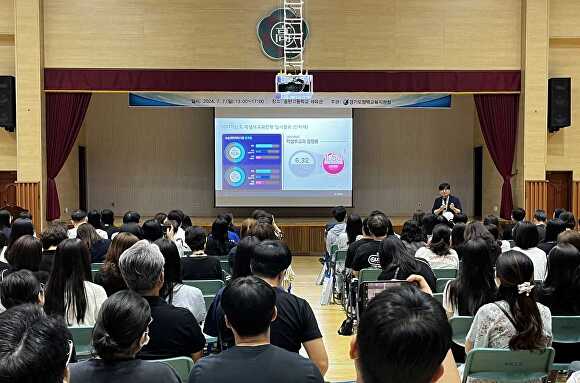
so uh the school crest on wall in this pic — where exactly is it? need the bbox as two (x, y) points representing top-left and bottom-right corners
(257, 8), (309, 61)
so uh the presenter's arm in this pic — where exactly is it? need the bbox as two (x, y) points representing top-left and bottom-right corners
(449, 197), (462, 214)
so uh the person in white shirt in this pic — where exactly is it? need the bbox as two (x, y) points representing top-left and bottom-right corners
(512, 221), (547, 281)
(415, 224), (459, 269)
(326, 206), (347, 254)
(68, 209), (88, 239)
(44, 238), (107, 326)
(166, 210), (191, 254)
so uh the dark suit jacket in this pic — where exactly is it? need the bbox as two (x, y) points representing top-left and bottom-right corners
(432, 195), (462, 215)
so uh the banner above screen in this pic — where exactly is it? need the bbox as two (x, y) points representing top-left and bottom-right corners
(129, 92), (451, 109)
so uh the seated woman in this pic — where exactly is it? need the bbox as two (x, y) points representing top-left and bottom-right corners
(536, 244), (580, 315)
(538, 219), (566, 255)
(3, 235), (47, 283)
(77, 223), (111, 263)
(0, 269), (44, 309)
(44, 239), (108, 326)
(155, 238), (206, 323)
(443, 239), (496, 318)
(415, 224), (459, 269)
(1, 218), (34, 264)
(513, 221), (547, 281)
(451, 223), (466, 255)
(465, 221), (501, 266)
(205, 216), (236, 256)
(182, 226), (223, 280)
(94, 232), (139, 296)
(466, 251), (552, 376)
(399, 220), (427, 256)
(69, 290), (181, 383)
(378, 236), (436, 292)
(336, 213), (363, 252)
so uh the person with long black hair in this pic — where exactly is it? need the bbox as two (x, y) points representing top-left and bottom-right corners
(536, 244), (580, 315)
(399, 219), (427, 256)
(466, 251), (552, 357)
(44, 238), (107, 326)
(0, 209), (10, 241)
(378, 236), (436, 291)
(94, 232), (139, 296)
(70, 290), (181, 383)
(336, 213), (363, 252)
(443, 239), (497, 317)
(1, 218), (34, 263)
(513, 221), (547, 281)
(538, 219), (566, 255)
(155, 238), (206, 323)
(415, 224), (459, 269)
(87, 209), (108, 239)
(205, 216), (236, 256)
(77, 223), (111, 263)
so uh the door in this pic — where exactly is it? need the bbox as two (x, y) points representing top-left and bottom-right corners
(546, 171), (572, 216)
(0, 171), (17, 206)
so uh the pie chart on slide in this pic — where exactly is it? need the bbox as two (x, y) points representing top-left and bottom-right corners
(224, 142), (246, 163)
(225, 167), (246, 187)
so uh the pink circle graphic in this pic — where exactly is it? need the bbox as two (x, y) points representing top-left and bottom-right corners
(322, 152), (345, 174)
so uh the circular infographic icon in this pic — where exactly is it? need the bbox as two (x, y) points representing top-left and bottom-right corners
(224, 167), (246, 188)
(322, 152), (345, 175)
(289, 150), (316, 177)
(224, 142), (246, 163)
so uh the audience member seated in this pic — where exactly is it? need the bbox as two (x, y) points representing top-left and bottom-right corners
(39, 223), (68, 273)
(118, 222), (144, 239)
(352, 280), (453, 383)
(0, 269), (44, 309)
(536, 244), (580, 315)
(451, 222), (466, 253)
(190, 276), (324, 383)
(68, 209), (88, 239)
(182, 226), (223, 280)
(0, 209), (10, 241)
(560, 211), (577, 231)
(69, 290), (181, 383)
(416, 224), (459, 269)
(94, 232), (139, 296)
(464, 221), (501, 265)
(466, 251), (552, 358)
(351, 214), (389, 272)
(226, 217), (257, 261)
(421, 213), (439, 240)
(443, 239), (497, 317)
(142, 219), (163, 242)
(182, 215), (193, 230)
(513, 221), (547, 281)
(156, 238), (206, 323)
(539, 219), (566, 255)
(399, 219), (427, 256)
(554, 208), (566, 219)
(3, 234), (47, 283)
(345, 217), (373, 270)
(0, 304), (72, 383)
(326, 206), (347, 254)
(559, 230), (580, 252)
(511, 207), (527, 236)
(219, 212), (240, 243)
(123, 210), (141, 225)
(1, 217), (34, 263)
(167, 209), (190, 251)
(119, 240), (205, 360)
(502, 221), (516, 249)
(0, 234), (6, 272)
(45, 238), (108, 326)
(336, 213), (362, 253)
(155, 212), (167, 225)
(453, 213), (468, 224)
(88, 209), (109, 239)
(533, 209), (547, 243)
(101, 208), (119, 238)
(378, 236), (436, 291)
(205, 216), (236, 256)
(77, 223), (111, 263)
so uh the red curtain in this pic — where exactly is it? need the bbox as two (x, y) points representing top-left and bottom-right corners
(46, 93), (92, 221)
(474, 94), (519, 219)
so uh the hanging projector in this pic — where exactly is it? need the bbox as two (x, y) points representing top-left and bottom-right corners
(275, 73), (314, 99)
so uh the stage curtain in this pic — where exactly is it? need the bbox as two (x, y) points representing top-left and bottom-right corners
(46, 93), (92, 221)
(474, 94), (519, 219)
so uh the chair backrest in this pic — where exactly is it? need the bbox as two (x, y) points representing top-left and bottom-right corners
(153, 357), (194, 382)
(552, 316), (580, 344)
(183, 280), (225, 295)
(436, 278), (454, 293)
(358, 268), (382, 283)
(335, 250), (347, 263)
(449, 316), (474, 347)
(433, 268), (458, 279)
(462, 348), (555, 383)
(433, 293), (444, 305)
(68, 325), (93, 359)
(91, 263), (103, 272)
(220, 260), (231, 274)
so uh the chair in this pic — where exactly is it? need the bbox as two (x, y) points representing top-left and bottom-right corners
(69, 325), (93, 359)
(220, 260), (231, 274)
(436, 278), (453, 293)
(449, 316), (474, 348)
(433, 268), (457, 279)
(433, 293), (444, 304)
(183, 280), (225, 295)
(552, 316), (580, 343)
(153, 357), (194, 382)
(358, 268), (382, 283)
(462, 347), (555, 383)
(91, 263), (103, 272)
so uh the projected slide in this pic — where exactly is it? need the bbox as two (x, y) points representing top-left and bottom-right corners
(215, 108), (352, 207)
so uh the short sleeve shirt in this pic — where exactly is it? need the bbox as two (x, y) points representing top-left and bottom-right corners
(351, 240), (382, 271)
(70, 358), (181, 383)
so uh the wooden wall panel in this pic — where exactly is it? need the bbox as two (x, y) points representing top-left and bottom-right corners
(43, 0), (521, 70)
(525, 180), (548, 219)
(572, 182), (580, 223)
(15, 182), (40, 231)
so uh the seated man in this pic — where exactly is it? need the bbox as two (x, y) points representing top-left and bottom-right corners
(119, 240), (206, 361)
(351, 214), (388, 272)
(326, 206), (347, 255)
(251, 240), (328, 376)
(68, 209), (87, 239)
(351, 278), (458, 383)
(189, 276), (323, 383)
(182, 226), (223, 280)
(0, 304), (73, 383)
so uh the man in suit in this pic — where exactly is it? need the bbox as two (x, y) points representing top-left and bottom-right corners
(431, 183), (462, 218)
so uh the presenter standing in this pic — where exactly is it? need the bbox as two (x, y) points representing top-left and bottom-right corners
(432, 182), (462, 218)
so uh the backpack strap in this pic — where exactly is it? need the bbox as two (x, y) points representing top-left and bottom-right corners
(494, 302), (518, 329)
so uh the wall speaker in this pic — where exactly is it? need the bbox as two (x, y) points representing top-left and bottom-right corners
(548, 77), (571, 133)
(0, 76), (15, 132)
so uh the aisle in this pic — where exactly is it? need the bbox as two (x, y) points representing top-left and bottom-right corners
(291, 257), (356, 382)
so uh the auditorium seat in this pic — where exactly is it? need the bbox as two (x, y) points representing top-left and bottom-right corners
(436, 278), (454, 293)
(449, 316), (474, 348)
(433, 293), (444, 305)
(358, 268), (381, 284)
(69, 325), (93, 360)
(91, 262), (103, 272)
(150, 356), (194, 382)
(552, 316), (580, 363)
(183, 279), (225, 308)
(433, 269), (458, 279)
